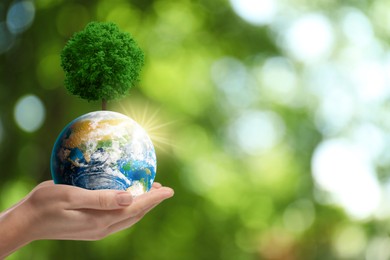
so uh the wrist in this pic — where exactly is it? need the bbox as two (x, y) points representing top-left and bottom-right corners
(0, 202), (36, 258)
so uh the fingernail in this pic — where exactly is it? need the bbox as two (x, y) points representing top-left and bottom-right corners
(116, 192), (133, 206)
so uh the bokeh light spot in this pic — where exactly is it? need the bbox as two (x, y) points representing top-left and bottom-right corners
(350, 123), (385, 161)
(6, 1), (35, 34)
(212, 57), (257, 109)
(14, 95), (46, 132)
(366, 236), (390, 260)
(284, 14), (334, 63)
(259, 56), (298, 106)
(314, 88), (355, 136)
(332, 224), (367, 258)
(228, 110), (285, 155)
(212, 57), (247, 94)
(351, 60), (389, 103)
(312, 138), (381, 219)
(229, 0), (277, 26)
(341, 8), (374, 48)
(283, 199), (315, 233)
(0, 22), (15, 54)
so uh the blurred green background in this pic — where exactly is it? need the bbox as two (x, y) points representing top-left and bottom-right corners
(2, 0), (390, 259)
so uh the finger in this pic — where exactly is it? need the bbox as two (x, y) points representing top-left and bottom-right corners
(33, 180), (54, 191)
(106, 197), (169, 234)
(66, 188), (134, 210)
(126, 187), (174, 217)
(106, 211), (147, 235)
(152, 182), (162, 189)
(149, 182), (162, 192)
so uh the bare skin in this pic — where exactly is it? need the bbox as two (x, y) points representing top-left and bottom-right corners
(0, 181), (174, 259)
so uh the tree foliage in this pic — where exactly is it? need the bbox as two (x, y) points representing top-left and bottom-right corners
(60, 21), (144, 102)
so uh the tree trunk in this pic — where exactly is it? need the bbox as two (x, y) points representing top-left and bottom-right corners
(102, 99), (107, 110)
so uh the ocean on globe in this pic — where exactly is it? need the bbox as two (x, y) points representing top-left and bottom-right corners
(50, 111), (156, 196)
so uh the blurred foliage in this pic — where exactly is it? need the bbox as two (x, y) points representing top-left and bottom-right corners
(2, 0), (390, 259)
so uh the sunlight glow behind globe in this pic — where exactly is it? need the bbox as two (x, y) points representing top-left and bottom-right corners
(116, 100), (175, 154)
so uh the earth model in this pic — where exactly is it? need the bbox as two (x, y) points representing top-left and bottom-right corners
(50, 111), (156, 196)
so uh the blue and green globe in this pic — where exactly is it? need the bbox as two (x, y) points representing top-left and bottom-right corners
(50, 111), (156, 196)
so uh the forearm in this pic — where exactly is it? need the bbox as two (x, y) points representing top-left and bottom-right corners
(0, 204), (34, 259)
(0, 181), (173, 258)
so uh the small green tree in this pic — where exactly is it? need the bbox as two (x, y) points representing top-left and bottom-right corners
(60, 21), (144, 110)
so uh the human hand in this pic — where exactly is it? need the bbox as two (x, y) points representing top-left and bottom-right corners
(0, 180), (174, 258)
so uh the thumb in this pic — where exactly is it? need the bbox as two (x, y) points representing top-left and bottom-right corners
(69, 189), (133, 210)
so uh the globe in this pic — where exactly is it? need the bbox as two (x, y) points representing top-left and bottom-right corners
(50, 111), (156, 196)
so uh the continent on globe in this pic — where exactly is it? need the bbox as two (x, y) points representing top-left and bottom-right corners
(51, 111), (156, 196)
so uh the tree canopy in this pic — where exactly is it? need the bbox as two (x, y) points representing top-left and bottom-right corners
(60, 21), (144, 105)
